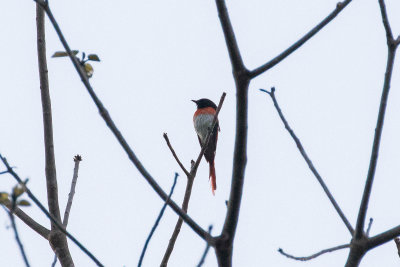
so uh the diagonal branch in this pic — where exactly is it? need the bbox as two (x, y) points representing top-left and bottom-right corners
(378, 0), (394, 44)
(215, 0), (247, 73)
(138, 173), (178, 267)
(163, 134), (190, 177)
(0, 154), (104, 267)
(278, 244), (349, 261)
(354, 0), (399, 240)
(36, 0), (212, 244)
(3, 199), (50, 239)
(250, 0), (352, 78)
(260, 87), (354, 235)
(197, 225), (213, 267)
(161, 94), (226, 266)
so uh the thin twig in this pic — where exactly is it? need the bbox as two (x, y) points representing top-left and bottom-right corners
(4, 206), (31, 267)
(197, 225), (213, 267)
(366, 218), (373, 237)
(63, 155), (82, 228)
(260, 87), (354, 235)
(278, 244), (349, 261)
(354, 0), (399, 240)
(52, 155), (83, 267)
(0, 154), (104, 267)
(138, 173), (178, 267)
(250, 0), (352, 78)
(161, 93), (226, 266)
(163, 134), (190, 177)
(37, 1), (212, 243)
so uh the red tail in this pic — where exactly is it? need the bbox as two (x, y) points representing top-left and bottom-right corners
(209, 161), (217, 195)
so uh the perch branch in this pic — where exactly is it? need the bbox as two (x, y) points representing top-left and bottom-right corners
(161, 93), (226, 266)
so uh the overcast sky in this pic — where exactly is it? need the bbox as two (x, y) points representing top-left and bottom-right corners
(1, 0), (400, 266)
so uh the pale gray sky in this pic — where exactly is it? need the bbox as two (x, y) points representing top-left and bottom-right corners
(1, 0), (400, 266)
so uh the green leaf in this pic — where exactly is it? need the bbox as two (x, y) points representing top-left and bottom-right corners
(0, 192), (9, 203)
(88, 54), (100, 62)
(13, 185), (25, 198)
(52, 51), (68, 58)
(84, 63), (94, 78)
(52, 50), (79, 58)
(17, 200), (31, 207)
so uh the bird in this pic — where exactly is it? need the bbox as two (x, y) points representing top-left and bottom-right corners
(192, 98), (219, 195)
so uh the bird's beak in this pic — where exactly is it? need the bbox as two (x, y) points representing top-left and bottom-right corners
(191, 100), (197, 104)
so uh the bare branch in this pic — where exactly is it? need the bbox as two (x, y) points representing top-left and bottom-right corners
(378, 0), (394, 44)
(138, 173), (178, 267)
(366, 218), (373, 237)
(250, 0), (353, 78)
(161, 93), (226, 266)
(354, 1), (399, 239)
(215, 0), (247, 73)
(278, 244), (349, 261)
(36, 2), (62, 228)
(260, 87), (354, 235)
(35, 3), (74, 265)
(160, 178), (195, 266)
(214, 2), (251, 266)
(394, 237), (400, 258)
(197, 225), (213, 267)
(39, 2), (212, 244)
(52, 155), (83, 267)
(63, 155), (82, 228)
(2, 206), (31, 267)
(163, 134), (190, 177)
(368, 225), (400, 250)
(3, 199), (50, 240)
(0, 154), (104, 267)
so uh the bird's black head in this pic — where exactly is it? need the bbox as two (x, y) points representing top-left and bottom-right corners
(192, 98), (217, 109)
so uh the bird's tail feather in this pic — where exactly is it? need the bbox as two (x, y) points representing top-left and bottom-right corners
(209, 161), (217, 195)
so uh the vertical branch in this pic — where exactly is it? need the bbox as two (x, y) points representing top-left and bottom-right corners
(36, 3), (73, 265)
(215, 1), (250, 266)
(353, 0), (399, 241)
(138, 173), (178, 267)
(36, 3), (62, 226)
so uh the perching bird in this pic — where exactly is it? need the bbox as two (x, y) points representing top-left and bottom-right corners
(192, 98), (219, 194)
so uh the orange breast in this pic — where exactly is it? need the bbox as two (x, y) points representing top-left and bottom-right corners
(193, 107), (216, 121)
